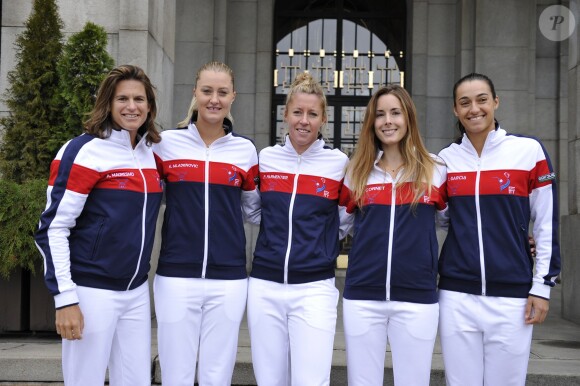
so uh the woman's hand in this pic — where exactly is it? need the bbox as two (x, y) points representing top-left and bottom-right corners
(529, 235), (536, 257)
(55, 304), (84, 340)
(525, 296), (549, 325)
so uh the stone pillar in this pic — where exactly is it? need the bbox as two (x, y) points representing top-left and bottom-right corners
(224, 0), (273, 270)
(562, 0), (580, 324)
(473, 0), (535, 135)
(173, 0), (217, 126)
(226, 0), (258, 142)
(410, 0), (458, 152)
(0, 1), (32, 117)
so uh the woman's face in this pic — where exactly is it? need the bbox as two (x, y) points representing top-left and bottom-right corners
(374, 93), (408, 150)
(285, 92), (326, 154)
(453, 79), (499, 137)
(110, 79), (150, 144)
(194, 70), (236, 127)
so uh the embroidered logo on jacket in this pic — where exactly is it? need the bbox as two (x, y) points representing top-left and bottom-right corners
(226, 166), (241, 186)
(364, 185), (385, 204)
(117, 178), (128, 188)
(493, 172), (511, 192)
(313, 178), (330, 198)
(105, 172), (135, 189)
(538, 172), (556, 183)
(261, 173), (288, 191)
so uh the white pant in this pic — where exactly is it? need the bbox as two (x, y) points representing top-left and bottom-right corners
(247, 277), (338, 386)
(439, 290), (533, 386)
(62, 282), (151, 386)
(343, 298), (438, 386)
(154, 275), (248, 386)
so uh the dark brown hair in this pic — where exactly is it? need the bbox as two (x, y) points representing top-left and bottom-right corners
(453, 73), (498, 136)
(84, 64), (160, 145)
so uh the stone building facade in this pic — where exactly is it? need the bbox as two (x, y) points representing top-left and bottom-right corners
(1, 0), (578, 323)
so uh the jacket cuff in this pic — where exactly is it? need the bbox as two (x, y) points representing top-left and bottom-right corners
(54, 290), (80, 309)
(529, 281), (551, 300)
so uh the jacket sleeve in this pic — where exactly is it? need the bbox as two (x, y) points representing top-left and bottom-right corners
(528, 141), (561, 300)
(338, 177), (356, 240)
(241, 154), (261, 225)
(34, 138), (100, 309)
(433, 156), (449, 230)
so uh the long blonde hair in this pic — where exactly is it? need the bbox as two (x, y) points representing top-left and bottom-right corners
(346, 85), (435, 209)
(177, 61), (235, 128)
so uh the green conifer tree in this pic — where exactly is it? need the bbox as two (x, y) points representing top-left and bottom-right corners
(0, 0), (64, 183)
(56, 22), (114, 143)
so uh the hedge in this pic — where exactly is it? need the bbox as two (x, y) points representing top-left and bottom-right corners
(0, 179), (47, 278)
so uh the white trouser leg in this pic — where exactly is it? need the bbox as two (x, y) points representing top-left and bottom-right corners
(439, 290), (485, 386)
(248, 277), (338, 386)
(154, 275), (247, 386)
(154, 275), (201, 385)
(343, 299), (388, 385)
(386, 301), (438, 386)
(62, 283), (151, 386)
(439, 290), (532, 386)
(107, 282), (151, 386)
(481, 296), (532, 386)
(288, 278), (338, 386)
(247, 277), (291, 386)
(197, 278), (248, 385)
(343, 298), (438, 386)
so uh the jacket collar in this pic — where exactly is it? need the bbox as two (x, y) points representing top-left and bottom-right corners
(461, 125), (506, 155)
(188, 112), (233, 144)
(108, 127), (144, 148)
(190, 112), (233, 133)
(282, 134), (325, 156)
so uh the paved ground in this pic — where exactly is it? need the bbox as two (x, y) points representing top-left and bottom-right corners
(1, 271), (579, 385)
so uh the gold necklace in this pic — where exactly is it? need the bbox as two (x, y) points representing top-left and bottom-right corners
(379, 159), (403, 173)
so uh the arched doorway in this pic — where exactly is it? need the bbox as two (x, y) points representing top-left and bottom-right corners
(271, 0), (407, 155)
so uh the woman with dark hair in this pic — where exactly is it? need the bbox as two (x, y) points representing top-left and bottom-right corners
(35, 64), (162, 385)
(437, 73), (561, 385)
(339, 84), (447, 385)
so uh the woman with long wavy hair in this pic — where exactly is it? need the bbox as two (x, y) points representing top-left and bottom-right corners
(339, 84), (447, 385)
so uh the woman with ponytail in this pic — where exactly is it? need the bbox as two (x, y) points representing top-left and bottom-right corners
(437, 73), (560, 385)
(248, 72), (348, 385)
(152, 61), (260, 385)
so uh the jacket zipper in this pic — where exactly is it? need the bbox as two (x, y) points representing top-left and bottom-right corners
(202, 146), (210, 278)
(127, 145), (148, 290)
(475, 157), (486, 295)
(283, 155), (301, 284)
(385, 175), (397, 301)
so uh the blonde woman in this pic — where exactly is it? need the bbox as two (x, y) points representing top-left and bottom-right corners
(248, 72), (348, 386)
(339, 85), (447, 385)
(153, 61), (260, 385)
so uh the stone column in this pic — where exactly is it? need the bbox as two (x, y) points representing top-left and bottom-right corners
(410, 0), (458, 153)
(173, 0), (218, 126)
(562, 0), (580, 324)
(224, 0), (274, 271)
